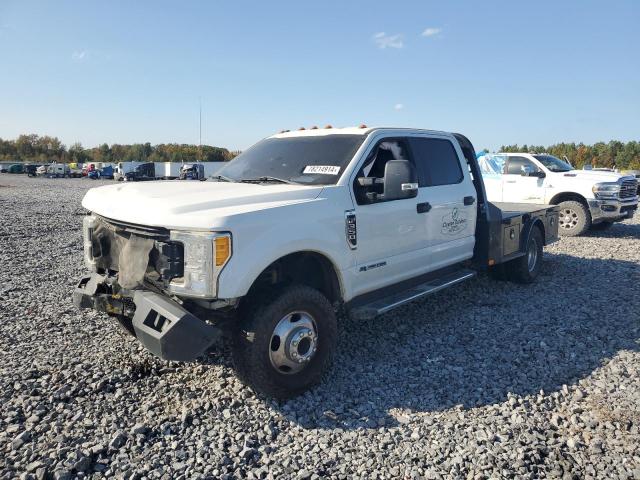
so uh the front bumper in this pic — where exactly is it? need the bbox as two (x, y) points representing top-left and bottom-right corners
(73, 273), (221, 361)
(588, 199), (637, 223)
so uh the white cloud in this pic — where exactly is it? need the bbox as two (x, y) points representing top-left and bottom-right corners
(421, 27), (442, 37)
(373, 32), (403, 49)
(71, 50), (88, 61)
(394, 103), (404, 111)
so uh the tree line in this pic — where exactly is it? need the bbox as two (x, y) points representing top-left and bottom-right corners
(0, 134), (241, 164)
(499, 140), (640, 170)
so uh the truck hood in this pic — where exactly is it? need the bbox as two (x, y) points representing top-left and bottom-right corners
(556, 170), (631, 183)
(82, 181), (324, 230)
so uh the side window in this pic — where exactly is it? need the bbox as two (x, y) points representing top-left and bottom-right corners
(354, 138), (413, 204)
(505, 156), (537, 175)
(408, 137), (463, 186)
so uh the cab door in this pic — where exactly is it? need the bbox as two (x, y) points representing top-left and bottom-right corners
(349, 137), (430, 297)
(407, 134), (477, 271)
(502, 156), (545, 203)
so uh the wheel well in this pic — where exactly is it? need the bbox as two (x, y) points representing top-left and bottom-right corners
(248, 252), (342, 304)
(532, 219), (545, 244)
(548, 192), (588, 207)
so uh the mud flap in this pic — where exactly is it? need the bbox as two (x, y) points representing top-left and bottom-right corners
(132, 291), (220, 362)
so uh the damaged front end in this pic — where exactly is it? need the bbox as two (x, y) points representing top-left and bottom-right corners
(73, 214), (228, 361)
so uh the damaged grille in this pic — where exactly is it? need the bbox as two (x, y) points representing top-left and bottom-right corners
(91, 216), (184, 288)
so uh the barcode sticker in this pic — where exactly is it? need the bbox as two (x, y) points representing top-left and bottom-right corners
(303, 165), (341, 175)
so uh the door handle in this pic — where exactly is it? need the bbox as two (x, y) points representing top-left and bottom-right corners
(417, 202), (431, 213)
(463, 196), (475, 206)
(505, 180), (516, 184)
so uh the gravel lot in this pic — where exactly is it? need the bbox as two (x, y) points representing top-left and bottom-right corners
(0, 174), (639, 480)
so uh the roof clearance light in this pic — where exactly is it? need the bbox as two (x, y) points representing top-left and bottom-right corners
(325, 125), (333, 129)
(298, 127), (306, 130)
(310, 126), (318, 130)
(359, 124), (367, 128)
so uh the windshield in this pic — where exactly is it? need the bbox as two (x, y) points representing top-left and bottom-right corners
(533, 154), (573, 172)
(218, 135), (366, 185)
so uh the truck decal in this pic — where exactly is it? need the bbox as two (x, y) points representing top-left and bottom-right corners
(441, 207), (468, 235)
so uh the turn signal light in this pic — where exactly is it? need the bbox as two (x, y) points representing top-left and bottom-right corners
(215, 236), (231, 267)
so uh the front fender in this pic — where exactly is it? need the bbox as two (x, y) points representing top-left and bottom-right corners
(215, 194), (353, 300)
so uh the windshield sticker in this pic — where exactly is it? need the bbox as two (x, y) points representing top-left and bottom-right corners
(303, 165), (341, 175)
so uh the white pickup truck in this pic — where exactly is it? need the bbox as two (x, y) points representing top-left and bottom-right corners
(480, 153), (638, 235)
(73, 127), (560, 398)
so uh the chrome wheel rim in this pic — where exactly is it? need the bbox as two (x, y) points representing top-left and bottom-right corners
(269, 311), (318, 374)
(527, 237), (538, 272)
(559, 208), (579, 230)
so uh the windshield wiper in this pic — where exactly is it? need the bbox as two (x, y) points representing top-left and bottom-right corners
(240, 176), (294, 185)
(211, 174), (234, 182)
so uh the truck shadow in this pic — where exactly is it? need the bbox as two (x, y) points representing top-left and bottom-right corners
(585, 221), (640, 239)
(274, 252), (639, 430)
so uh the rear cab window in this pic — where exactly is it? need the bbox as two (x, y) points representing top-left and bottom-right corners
(407, 137), (464, 186)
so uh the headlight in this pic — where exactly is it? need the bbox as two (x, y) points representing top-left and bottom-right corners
(168, 231), (232, 298)
(83, 214), (98, 271)
(592, 182), (620, 200)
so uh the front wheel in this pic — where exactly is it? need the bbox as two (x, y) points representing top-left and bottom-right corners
(557, 200), (591, 236)
(232, 284), (337, 399)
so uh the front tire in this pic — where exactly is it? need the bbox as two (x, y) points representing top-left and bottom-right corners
(557, 200), (591, 236)
(232, 284), (337, 399)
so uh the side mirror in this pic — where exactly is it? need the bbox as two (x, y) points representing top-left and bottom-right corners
(521, 165), (545, 178)
(382, 160), (418, 201)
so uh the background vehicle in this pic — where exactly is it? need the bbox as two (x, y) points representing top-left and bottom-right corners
(74, 127), (560, 399)
(46, 164), (71, 178)
(24, 164), (42, 177)
(69, 162), (84, 178)
(179, 162), (225, 180)
(125, 162), (183, 181)
(480, 153), (638, 235)
(114, 161), (143, 181)
(162, 162), (182, 180)
(87, 165), (114, 179)
(124, 162), (156, 181)
(7, 164), (24, 174)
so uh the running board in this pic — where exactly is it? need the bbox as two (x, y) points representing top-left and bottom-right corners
(350, 269), (476, 320)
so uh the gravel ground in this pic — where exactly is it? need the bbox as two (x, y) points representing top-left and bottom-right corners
(0, 174), (639, 480)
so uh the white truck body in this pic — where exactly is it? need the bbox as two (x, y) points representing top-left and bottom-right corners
(162, 162), (183, 179)
(76, 127), (560, 397)
(480, 153), (638, 234)
(83, 129), (481, 300)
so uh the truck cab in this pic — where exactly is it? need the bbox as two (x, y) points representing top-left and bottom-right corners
(480, 153), (638, 235)
(74, 127), (559, 398)
(179, 163), (204, 180)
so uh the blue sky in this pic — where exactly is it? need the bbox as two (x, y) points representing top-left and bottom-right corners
(1, 0), (638, 151)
